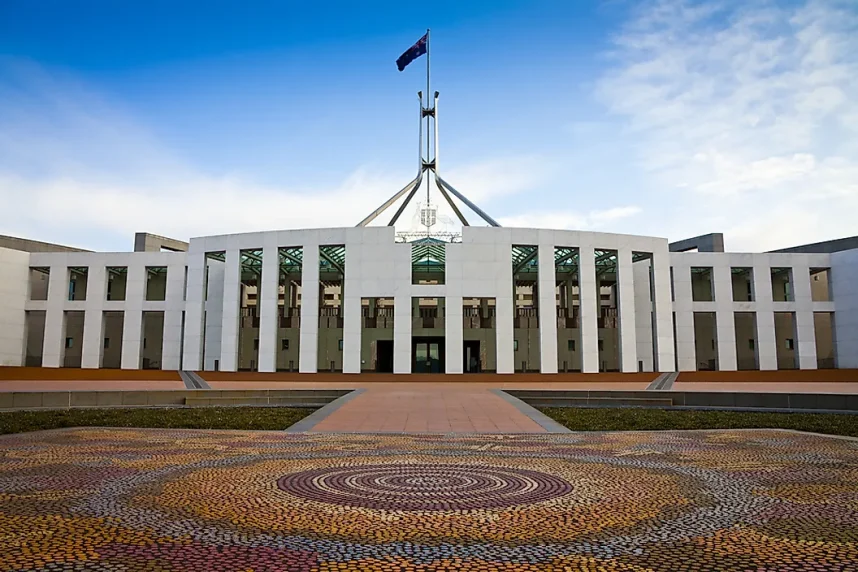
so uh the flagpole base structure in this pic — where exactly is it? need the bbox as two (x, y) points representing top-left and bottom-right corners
(357, 31), (502, 229)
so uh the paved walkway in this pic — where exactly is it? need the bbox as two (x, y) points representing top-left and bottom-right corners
(305, 383), (553, 433)
(4, 427), (857, 571)
(672, 381), (858, 393)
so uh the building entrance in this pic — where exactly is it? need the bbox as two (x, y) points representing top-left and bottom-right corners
(376, 340), (394, 373)
(413, 337), (445, 373)
(463, 340), (481, 373)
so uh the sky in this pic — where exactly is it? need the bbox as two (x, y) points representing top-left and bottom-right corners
(0, 0), (856, 253)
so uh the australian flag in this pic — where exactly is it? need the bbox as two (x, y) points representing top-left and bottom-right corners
(396, 33), (428, 71)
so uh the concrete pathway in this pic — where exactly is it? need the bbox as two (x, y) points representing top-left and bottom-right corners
(304, 383), (558, 433)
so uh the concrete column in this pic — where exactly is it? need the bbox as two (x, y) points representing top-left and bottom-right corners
(393, 293), (412, 373)
(672, 263), (695, 371)
(831, 249), (858, 368)
(633, 260), (654, 372)
(537, 243), (558, 373)
(616, 248), (638, 373)
(495, 295), (514, 374)
(495, 243), (515, 375)
(42, 265), (68, 367)
(182, 252), (207, 371)
(161, 262), (185, 370)
(792, 260), (817, 369)
(219, 249), (242, 372)
(202, 261), (224, 370)
(578, 245), (599, 373)
(342, 294), (361, 374)
(342, 245), (360, 374)
(651, 246), (676, 372)
(299, 242), (320, 373)
(446, 295), (463, 373)
(257, 243), (279, 372)
(752, 261), (777, 370)
(121, 264), (145, 369)
(81, 264), (106, 368)
(712, 263), (738, 370)
(0, 248), (29, 367)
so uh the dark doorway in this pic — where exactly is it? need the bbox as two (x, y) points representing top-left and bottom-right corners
(376, 340), (394, 373)
(413, 336), (445, 373)
(463, 340), (481, 373)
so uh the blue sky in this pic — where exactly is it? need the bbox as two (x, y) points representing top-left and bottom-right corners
(1, 0), (856, 252)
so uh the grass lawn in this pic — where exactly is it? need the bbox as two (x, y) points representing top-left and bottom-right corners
(539, 407), (858, 438)
(0, 407), (314, 435)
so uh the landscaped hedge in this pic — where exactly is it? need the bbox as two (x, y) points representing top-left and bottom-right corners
(539, 407), (858, 438)
(0, 407), (313, 435)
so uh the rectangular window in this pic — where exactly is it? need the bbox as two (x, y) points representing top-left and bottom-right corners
(412, 240), (446, 285)
(338, 339), (344, 351)
(513, 340), (519, 351)
(669, 267), (675, 302)
(567, 339), (575, 351)
(810, 268), (832, 302)
(771, 268), (794, 302)
(106, 267), (128, 301)
(254, 339), (260, 350)
(786, 338), (794, 350)
(65, 337), (73, 349)
(281, 339), (289, 351)
(691, 267), (714, 302)
(749, 339), (755, 350)
(67, 267), (88, 301)
(145, 267), (168, 301)
(598, 339), (604, 351)
(28, 267), (50, 301)
(731, 267), (754, 301)
(104, 338), (110, 349)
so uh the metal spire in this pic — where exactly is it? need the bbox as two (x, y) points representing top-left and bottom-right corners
(357, 31), (500, 229)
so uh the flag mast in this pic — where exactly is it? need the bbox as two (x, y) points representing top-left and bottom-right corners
(356, 29), (500, 229)
(425, 28), (431, 234)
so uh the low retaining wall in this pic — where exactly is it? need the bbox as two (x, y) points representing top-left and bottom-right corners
(0, 389), (351, 411)
(0, 367), (181, 381)
(507, 390), (858, 414)
(677, 370), (858, 383)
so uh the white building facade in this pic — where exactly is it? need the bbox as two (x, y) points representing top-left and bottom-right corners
(1, 226), (856, 373)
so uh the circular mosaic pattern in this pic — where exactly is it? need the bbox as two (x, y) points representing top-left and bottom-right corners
(277, 462), (574, 511)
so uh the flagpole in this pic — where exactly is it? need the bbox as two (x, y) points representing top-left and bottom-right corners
(425, 28), (431, 217)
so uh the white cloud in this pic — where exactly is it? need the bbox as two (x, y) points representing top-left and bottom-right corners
(498, 205), (641, 231)
(0, 60), (548, 250)
(597, 0), (858, 250)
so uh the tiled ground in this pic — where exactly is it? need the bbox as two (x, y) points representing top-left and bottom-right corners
(0, 380), (187, 391)
(2, 428), (857, 571)
(309, 384), (549, 433)
(672, 381), (858, 393)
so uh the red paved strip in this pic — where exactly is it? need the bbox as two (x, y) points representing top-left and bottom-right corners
(0, 380), (186, 391)
(310, 383), (547, 434)
(672, 381), (858, 393)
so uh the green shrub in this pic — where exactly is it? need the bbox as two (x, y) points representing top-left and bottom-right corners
(0, 407), (313, 435)
(539, 407), (858, 438)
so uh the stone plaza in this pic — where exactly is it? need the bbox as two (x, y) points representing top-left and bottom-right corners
(1, 426), (857, 571)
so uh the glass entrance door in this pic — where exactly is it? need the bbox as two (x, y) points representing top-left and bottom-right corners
(413, 339), (443, 373)
(415, 342), (429, 373)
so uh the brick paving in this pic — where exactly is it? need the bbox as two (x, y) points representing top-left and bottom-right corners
(673, 381), (858, 393)
(0, 379), (186, 391)
(1, 427), (857, 571)
(308, 383), (549, 433)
